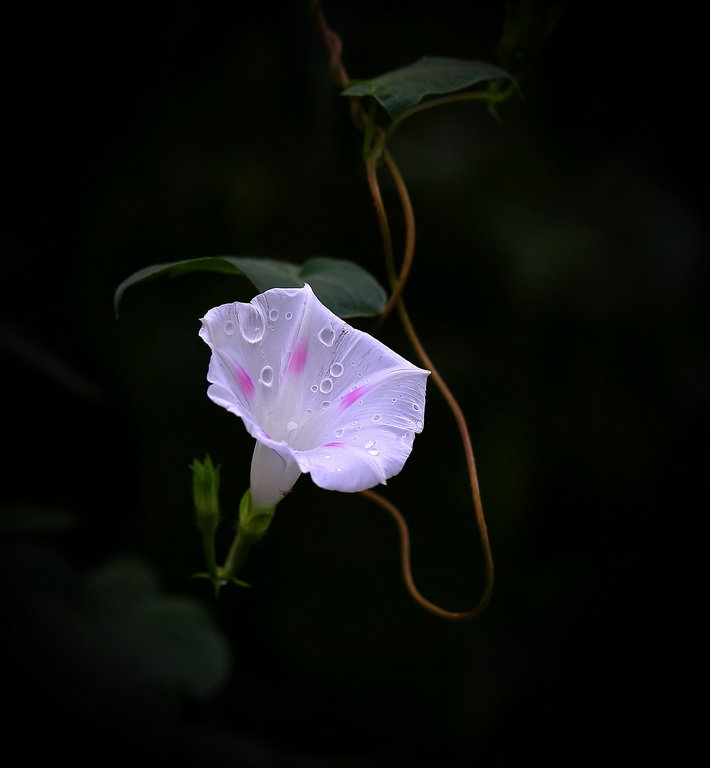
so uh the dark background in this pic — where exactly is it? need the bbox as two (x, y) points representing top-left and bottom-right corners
(2, 1), (705, 765)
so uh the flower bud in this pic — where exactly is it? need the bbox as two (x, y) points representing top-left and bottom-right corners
(191, 455), (221, 535)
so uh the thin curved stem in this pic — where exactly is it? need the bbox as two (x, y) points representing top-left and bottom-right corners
(376, 150), (415, 328)
(364, 123), (494, 620)
(361, 489), (492, 620)
(315, 0), (494, 619)
(222, 527), (255, 581)
(395, 298), (495, 614)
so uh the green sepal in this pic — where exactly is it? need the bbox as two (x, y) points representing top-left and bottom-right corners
(192, 572), (252, 589)
(238, 489), (275, 541)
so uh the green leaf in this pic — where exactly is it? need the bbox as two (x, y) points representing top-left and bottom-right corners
(114, 256), (386, 319)
(342, 56), (514, 119)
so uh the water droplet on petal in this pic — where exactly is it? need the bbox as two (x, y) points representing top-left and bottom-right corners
(320, 378), (333, 394)
(364, 440), (376, 449)
(368, 449), (379, 456)
(324, 454), (331, 460)
(415, 420), (423, 429)
(285, 312), (292, 320)
(224, 320), (236, 336)
(413, 404), (421, 411)
(240, 305), (265, 343)
(269, 308), (279, 322)
(330, 362), (344, 378)
(311, 384), (318, 393)
(287, 421), (298, 431)
(318, 326), (335, 346)
(321, 400), (331, 409)
(334, 427), (345, 438)
(305, 408), (313, 415)
(260, 366), (274, 386)
(372, 414), (382, 422)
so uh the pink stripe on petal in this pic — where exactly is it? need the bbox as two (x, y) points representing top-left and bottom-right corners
(287, 341), (308, 374)
(324, 442), (345, 447)
(340, 385), (370, 409)
(232, 362), (254, 398)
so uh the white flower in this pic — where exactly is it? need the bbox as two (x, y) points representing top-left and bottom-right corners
(199, 285), (429, 510)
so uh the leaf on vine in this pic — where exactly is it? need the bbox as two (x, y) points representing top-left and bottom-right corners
(114, 256), (387, 319)
(342, 56), (515, 119)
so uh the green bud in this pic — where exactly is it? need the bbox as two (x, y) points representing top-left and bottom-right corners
(191, 455), (221, 535)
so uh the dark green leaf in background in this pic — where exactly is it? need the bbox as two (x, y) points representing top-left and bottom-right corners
(114, 256), (386, 318)
(342, 56), (515, 119)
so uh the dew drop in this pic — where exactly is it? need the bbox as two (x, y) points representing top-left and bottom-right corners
(318, 326), (335, 346)
(372, 414), (382, 422)
(311, 385), (319, 393)
(415, 420), (423, 430)
(260, 366), (274, 386)
(224, 320), (236, 336)
(413, 404), (421, 411)
(321, 400), (331, 409)
(368, 449), (379, 456)
(269, 308), (279, 322)
(320, 378), (334, 394)
(330, 362), (344, 378)
(335, 427), (345, 438)
(351, 420), (359, 426)
(287, 421), (298, 431)
(282, 288), (300, 297)
(324, 454), (331, 460)
(239, 305), (265, 343)
(285, 312), (292, 320)
(305, 408), (313, 415)
(364, 439), (376, 449)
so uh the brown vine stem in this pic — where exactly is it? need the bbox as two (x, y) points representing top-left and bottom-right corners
(364, 149), (494, 619)
(373, 149), (415, 330)
(361, 489), (491, 620)
(313, 0), (494, 619)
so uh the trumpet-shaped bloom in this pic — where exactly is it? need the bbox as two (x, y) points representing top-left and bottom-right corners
(199, 285), (429, 510)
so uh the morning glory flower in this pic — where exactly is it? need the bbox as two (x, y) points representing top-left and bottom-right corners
(199, 284), (429, 511)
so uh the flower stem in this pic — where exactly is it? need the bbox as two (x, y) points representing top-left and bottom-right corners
(361, 488), (492, 619)
(364, 150), (495, 619)
(314, 0), (495, 619)
(222, 527), (258, 583)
